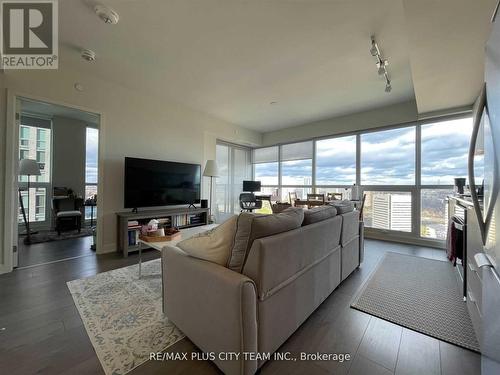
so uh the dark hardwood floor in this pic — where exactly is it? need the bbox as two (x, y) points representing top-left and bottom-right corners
(18, 235), (94, 268)
(0, 240), (480, 375)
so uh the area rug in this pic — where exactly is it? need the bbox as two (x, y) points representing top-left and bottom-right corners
(351, 252), (480, 352)
(67, 259), (185, 375)
(24, 227), (93, 244)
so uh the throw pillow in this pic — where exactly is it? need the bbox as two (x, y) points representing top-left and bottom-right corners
(177, 215), (237, 266)
(303, 205), (337, 226)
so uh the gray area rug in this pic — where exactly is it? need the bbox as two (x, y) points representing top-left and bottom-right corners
(67, 259), (184, 375)
(351, 252), (480, 352)
(25, 227), (93, 244)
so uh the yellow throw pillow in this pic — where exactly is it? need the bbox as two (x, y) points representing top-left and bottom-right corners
(177, 215), (237, 266)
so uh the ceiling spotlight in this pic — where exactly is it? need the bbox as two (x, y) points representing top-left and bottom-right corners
(377, 60), (388, 75)
(94, 4), (119, 24)
(370, 37), (379, 56)
(81, 49), (96, 62)
(370, 36), (392, 93)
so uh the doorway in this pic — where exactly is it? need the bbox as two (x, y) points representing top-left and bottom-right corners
(15, 98), (101, 268)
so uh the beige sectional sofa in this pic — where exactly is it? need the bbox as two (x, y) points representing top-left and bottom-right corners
(162, 208), (363, 375)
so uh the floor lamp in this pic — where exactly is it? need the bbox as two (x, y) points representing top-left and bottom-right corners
(19, 159), (41, 245)
(203, 160), (219, 223)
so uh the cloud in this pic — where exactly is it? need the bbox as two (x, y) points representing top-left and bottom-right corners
(252, 117), (472, 187)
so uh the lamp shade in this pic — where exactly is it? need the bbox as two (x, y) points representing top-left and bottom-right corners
(19, 159), (41, 176)
(203, 160), (219, 177)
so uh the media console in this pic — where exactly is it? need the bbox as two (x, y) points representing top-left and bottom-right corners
(116, 207), (208, 257)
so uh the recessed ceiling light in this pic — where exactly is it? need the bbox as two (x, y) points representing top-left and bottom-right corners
(94, 4), (119, 25)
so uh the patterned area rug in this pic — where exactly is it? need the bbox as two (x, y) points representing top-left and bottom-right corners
(67, 259), (184, 375)
(351, 252), (480, 352)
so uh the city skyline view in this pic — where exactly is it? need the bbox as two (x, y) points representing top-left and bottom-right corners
(254, 118), (473, 187)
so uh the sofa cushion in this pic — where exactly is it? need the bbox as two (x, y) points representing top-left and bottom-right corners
(227, 213), (257, 272)
(56, 210), (81, 217)
(243, 215), (342, 301)
(329, 199), (355, 214)
(341, 210), (360, 246)
(227, 208), (304, 273)
(177, 215), (237, 266)
(249, 207), (304, 245)
(302, 205), (337, 226)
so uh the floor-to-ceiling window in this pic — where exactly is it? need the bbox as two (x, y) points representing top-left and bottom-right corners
(85, 127), (99, 221)
(420, 117), (473, 239)
(315, 135), (357, 199)
(18, 117), (52, 227)
(280, 141), (313, 202)
(361, 126), (416, 233)
(253, 146), (279, 198)
(251, 113), (473, 246)
(215, 141), (252, 221)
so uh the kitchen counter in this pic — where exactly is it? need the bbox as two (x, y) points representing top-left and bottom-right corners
(447, 195), (483, 211)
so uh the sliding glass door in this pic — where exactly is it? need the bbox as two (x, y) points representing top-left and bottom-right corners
(215, 142), (252, 222)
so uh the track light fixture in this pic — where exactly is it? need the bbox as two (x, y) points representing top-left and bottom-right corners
(370, 36), (391, 93)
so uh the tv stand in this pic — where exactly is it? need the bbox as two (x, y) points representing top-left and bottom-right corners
(187, 203), (197, 209)
(116, 207), (209, 257)
(131, 207), (138, 213)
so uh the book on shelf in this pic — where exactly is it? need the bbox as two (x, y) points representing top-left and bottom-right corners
(128, 230), (138, 246)
(170, 213), (204, 227)
(128, 220), (139, 227)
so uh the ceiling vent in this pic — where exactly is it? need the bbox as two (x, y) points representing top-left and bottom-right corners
(94, 4), (119, 25)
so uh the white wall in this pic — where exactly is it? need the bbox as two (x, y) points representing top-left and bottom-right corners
(262, 100), (419, 145)
(51, 116), (87, 198)
(0, 66), (262, 269)
(0, 72), (7, 272)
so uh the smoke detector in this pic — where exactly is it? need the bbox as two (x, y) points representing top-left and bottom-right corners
(81, 49), (96, 62)
(94, 4), (119, 24)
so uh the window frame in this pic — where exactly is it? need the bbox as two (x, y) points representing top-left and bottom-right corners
(252, 111), (472, 248)
(85, 126), (99, 222)
(18, 122), (52, 229)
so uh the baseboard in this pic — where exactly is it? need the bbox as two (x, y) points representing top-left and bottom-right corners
(98, 242), (117, 254)
(365, 232), (445, 250)
(0, 264), (12, 274)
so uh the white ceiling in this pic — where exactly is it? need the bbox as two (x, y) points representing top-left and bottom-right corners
(56, 0), (496, 132)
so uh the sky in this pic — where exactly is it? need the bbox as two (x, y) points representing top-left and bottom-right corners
(85, 127), (99, 183)
(254, 117), (473, 186)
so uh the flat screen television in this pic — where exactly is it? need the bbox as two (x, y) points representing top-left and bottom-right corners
(124, 157), (201, 208)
